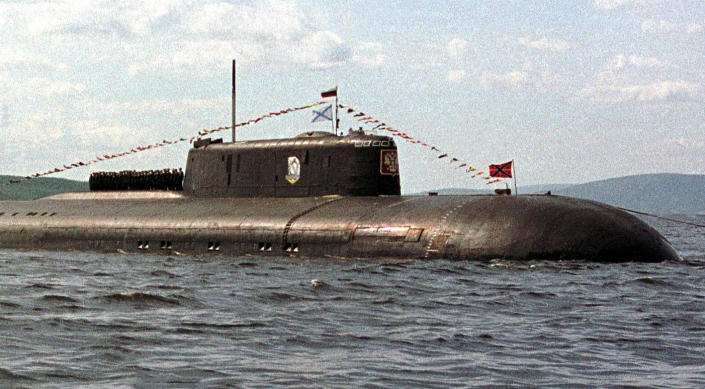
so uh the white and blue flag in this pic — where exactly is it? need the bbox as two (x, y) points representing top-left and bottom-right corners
(311, 104), (333, 122)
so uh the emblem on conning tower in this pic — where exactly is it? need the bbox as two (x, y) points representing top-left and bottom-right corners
(286, 156), (301, 184)
(380, 149), (399, 175)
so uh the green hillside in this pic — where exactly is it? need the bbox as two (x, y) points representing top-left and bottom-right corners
(556, 174), (705, 215)
(416, 174), (705, 215)
(0, 175), (88, 200)
(1, 173), (703, 215)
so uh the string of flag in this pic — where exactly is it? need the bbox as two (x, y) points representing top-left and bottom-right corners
(337, 104), (507, 185)
(3, 98), (511, 188)
(0, 101), (326, 188)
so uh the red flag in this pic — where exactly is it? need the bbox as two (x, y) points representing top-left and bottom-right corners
(489, 161), (513, 178)
(321, 87), (337, 98)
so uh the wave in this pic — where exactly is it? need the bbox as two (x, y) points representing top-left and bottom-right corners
(94, 292), (182, 306)
(180, 321), (268, 330)
(0, 367), (35, 381)
(149, 270), (179, 278)
(41, 295), (79, 303)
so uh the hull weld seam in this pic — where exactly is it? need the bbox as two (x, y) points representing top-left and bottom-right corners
(281, 196), (345, 245)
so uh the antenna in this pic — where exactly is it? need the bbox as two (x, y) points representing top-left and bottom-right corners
(231, 59), (237, 142)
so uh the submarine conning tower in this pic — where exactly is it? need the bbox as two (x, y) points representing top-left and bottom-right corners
(183, 131), (401, 197)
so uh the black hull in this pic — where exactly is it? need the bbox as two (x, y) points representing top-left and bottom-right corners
(0, 193), (680, 262)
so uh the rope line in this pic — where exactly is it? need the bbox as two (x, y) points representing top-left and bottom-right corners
(339, 104), (705, 230)
(617, 207), (705, 228)
(5, 99), (701, 231)
(0, 101), (325, 188)
(337, 104), (498, 183)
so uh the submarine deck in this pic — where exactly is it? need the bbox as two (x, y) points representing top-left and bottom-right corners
(0, 193), (679, 261)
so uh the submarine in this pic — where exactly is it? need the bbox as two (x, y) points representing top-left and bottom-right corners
(0, 129), (680, 262)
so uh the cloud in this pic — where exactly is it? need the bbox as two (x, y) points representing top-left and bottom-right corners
(447, 38), (470, 57)
(101, 98), (228, 115)
(644, 137), (705, 158)
(666, 138), (705, 150)
(642, 19), (703, 34)
(181, 0), (352, 70)
(25, 77), (85, 97)
(592, 0), (660, 10)
(610, 54), (667, 70)
(687, 23), (704, 34)
(1, 0), (352, 72)
(0, 46), (53, 67)
(480, 70), (529, 89)
(1, 76), (86, 99)
(518, 36), (569, 51)
(0, 104), (8, 128)
(446, 69), (467, 84)
(479, 63), (558, 90)
(352, 42), (386, 67)
(582, 80), (702, 103)
(0, 0), (186, 37)
(291, 31), (351, 70)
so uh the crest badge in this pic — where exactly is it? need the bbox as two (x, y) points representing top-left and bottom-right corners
(380, 149), (399, 175)
(286, 156), (301, 184)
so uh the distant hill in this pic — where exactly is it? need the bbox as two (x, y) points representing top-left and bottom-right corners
(413, 174), (705, 215)
(1, 173), (703, 215)
(555, 174), (705, 215)
(0, 176), (88, 200)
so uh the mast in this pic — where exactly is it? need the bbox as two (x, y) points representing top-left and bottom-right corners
(231, 59), (237, 142)
(335, 90), (339, 135)
(513, 159), (518, 196)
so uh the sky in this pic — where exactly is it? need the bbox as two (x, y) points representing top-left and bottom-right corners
(0, 0), (703, 193)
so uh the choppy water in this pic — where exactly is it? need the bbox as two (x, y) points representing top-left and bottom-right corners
(0, 216), (704, 388)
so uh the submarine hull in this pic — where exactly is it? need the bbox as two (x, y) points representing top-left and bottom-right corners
(0, 193), (679, 262)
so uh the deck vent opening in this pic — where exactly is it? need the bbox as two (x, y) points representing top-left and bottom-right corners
(40, 212), (47, 216)
(284, 243), (299, 253)
(166, 241), (172, 249)
(49, 212), (57, 216)
(0, 212), (4, 216)
(160, 240), (167, 250)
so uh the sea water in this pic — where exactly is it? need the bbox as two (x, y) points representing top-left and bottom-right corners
(0, 216), (703, 388)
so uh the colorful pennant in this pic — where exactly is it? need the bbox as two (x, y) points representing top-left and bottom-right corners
(0, 101), (326, 188)
(338, 104), (499, 184)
